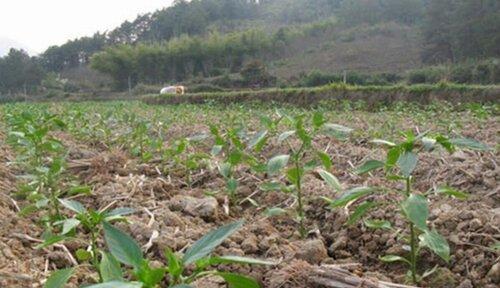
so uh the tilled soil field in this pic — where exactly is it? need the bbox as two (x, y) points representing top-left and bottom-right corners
(0, 102), (498, 288)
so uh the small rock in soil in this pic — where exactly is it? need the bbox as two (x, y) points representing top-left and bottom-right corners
(456, 279), (473, 288)
(169, 195), (218, 220)
(295, 239), (328, 264)
(241, 234), (259, 254)
(487, 262), (500, 284)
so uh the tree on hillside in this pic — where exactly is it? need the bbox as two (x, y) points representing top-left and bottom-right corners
(0, 49), (45, 94)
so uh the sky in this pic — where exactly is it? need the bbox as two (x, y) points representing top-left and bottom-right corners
(0, 0), (173, 55)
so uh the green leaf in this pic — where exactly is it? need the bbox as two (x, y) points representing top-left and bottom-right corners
(58, 198), (87, 214)
(228, 151), (243, 165)
(264, 207), (287, 217)
(182, 220), (244, 265)
(208, 255), (277, 266)
(85, 281), (143, 288)
(44, 267), (75, 288)
(165, 248), (183, 277)
(323, 123), (353, 139)
(401, 194), (428, 231)
(318, 169), (341, 191)
(379, 255), (410, 265)
(105, 207), (135, 218)
(68, 185), (92, 195)
(313, 112), (326, 128)
(278, 130), (295, 143)
(61, 218), (80, 235)
(267, 155), (290, 176)
(356, 160), (384, 175)
(434, 135), (454, 152)
(434, 186), (469, 200)
(36, 235), (67, 249)
(386, 147), (401, 169)
(171, 285), (194, 288)
(135, 262), (166, 287)
(248, 130), (268, 150)
(103, 222), (143, 269)
(327, 187), (374, 208)
(286, 167), (301, 186)
(364, 219), (392, 230)
(215, 272), (260, 288)
(259, 182), (282, 192)
(449, 138), (490, 151)
(347, 201), (377, 225)
(211, 145), (223, 156)
(420, 230), (450, 263)
(317, 151), (332, 170)
(218, 162), (231, 178)
(75, 249), (92, 261)
(397, 151), (417, 177)
(100, 252), (123, 282)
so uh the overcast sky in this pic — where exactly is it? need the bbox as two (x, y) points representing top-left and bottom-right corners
(0, 0), (173, 55)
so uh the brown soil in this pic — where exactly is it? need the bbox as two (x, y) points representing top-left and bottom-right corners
(0, 118), (498, 288)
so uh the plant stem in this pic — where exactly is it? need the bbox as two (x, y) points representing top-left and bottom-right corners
(406, 177), (418, 284)
(90, 229), (102, 282)
(294, 155), (306, 239)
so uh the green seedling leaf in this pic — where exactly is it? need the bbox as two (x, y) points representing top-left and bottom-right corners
(420, 229), (450, 263)
(401, 194), (428, 231)
(44, 267), (75, 288)
(135, 262), (166, 287)
(105, 207), (135, 218)
(422, 137), (436, 151)
(218, 162), (231, 178)
(36, 235), (67, 249)
(68, 185), (92, 195)
(61, 219), (80, 235)
(100, 252), (123, 282)
(267, 155), (290, 176)
(103, 222), (143, 269)
(58, 198), (87, 214)
(397, 151), (417, 177)
(379, 255), (410, 265)
(327, 187), (374, 208)
(490, 242), (500, 251)
(264, 207), (287, 217)
(248, 130), (268, 150)
(209, 255), (277, 266)
(75, 249), (92, 261)
(434, 135), (454, 153)
(228, 151), (243, 165)
(171, 285), (194, 288)
(449, 138), (490, 151)
(318, 169), (341, 191)
(259, 182), (282, 192)
(317, 151), (332, 170)
(286, 167), (301, 186)
(227, 178), (238, 193)
(165, 248), (183, 277)
(356, 160), (384, 175)
(364, 219), (392, 230)
(278, 130), (295, 143)
(182, 220), (244, 265)
(370, 139), (396, 147)
(211, 145), (223, 156)
(215, 272), (260, 288)
(385, 147), (401, 170)
(85, 281), (143, 288)
(434, 186), (469, 200)
(347, 201), (377, 225)
(187, 133), (209, 142)
(313, 112), (326, 128)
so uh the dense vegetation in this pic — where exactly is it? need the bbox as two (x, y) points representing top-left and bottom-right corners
(0, 0), (499, 96)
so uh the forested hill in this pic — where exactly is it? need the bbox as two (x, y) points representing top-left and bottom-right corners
(1, 0), (499, 95)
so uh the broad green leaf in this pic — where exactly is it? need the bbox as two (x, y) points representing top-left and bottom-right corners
(379, 255), (410, 265)
(100, 252), (123, 282)
(323, 124), (353, 139)
(58, 198), (86, 214)
(208, 255), (277, 266)
(61, 219), (80, 235)
(449, 138), (490, 151)
(420, 230), (450, 263)
(278, 130), (295, 143)
(75, 249), (91, 261)
(227, 178), (238, 193)
(103, 222), (143, 269)
(248, 130), (268, 150)
(434, 135), (454, 153)
(218, 162), (231, 178)
(327, 187), (374, 208)
(370, 139), (396, 147)
(105, 207), (135, 218)
(44, 267), (75, 288)
(68, 185), (92, 195)
(318, 169), (341, 191)
(85, 281), (142, 288)
(286, 167), (301, 186)
(267, 155), (290, 175)
(364, 219), (392, 230)
(182, 220), (244, 265)
(215, 272), (260, 288)
(397, 151), (417, 177)
(401, 194), (428, 231)
(211, 145), (223, 156)
(356, 160), (384, 175)
(385, 147), (401, 169)
(259, 182), (282, 192)
(317, 151), (332, 170)
(434, 186), (469, 200)
(228, 151), (243, 165)
(347, 201), (376, 225)
(135, 263), (166, 287)
(264, 207), (287, 217)
(36, 235), (67, 249)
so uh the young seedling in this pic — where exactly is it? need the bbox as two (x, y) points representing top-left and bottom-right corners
(40, 199), (134, 282)
(264, 111), (352, 238)
(323, 130), (489, 284)
(45, 220), (273, 287)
